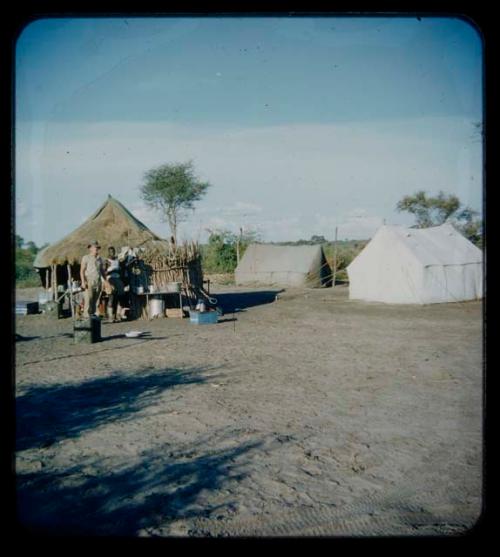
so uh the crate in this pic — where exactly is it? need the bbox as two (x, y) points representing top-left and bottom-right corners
(189, 310), (218, 324)
(166, 307), (184, 318)
(15, 302), (39, 315)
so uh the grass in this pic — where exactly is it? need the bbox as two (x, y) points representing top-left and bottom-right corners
(16, 278), (42, 289)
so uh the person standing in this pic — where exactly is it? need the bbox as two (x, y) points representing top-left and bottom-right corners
(80, 240), (105, 318)
(104, 246), (125, 322)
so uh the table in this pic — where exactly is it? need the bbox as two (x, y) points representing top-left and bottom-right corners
(134, 290), (183, 320)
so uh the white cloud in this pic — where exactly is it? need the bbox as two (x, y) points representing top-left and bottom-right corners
(222, 201), (263, 215)
(16, 200), (30, 218)
(15, 117), (482, 244)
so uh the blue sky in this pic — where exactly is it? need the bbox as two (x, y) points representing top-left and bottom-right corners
(15, 16), (483, 244)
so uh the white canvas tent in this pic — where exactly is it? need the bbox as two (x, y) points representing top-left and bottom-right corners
(347, 224), (483, 304)
(235, 244), (332, 287)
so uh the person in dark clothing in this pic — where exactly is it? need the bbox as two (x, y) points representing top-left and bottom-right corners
(103, 246), (125, 322)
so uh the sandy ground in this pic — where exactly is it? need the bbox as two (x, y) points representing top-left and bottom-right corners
(15, 284), (483, 537)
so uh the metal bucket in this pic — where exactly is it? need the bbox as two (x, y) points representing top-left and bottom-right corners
(148, 297), (165, 318)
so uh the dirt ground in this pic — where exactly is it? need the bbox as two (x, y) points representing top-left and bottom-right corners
(15, 283), (483, 537)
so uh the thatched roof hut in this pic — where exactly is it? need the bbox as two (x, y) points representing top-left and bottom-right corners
(33, 195), (205, 317)
(34, 195), (168, 268)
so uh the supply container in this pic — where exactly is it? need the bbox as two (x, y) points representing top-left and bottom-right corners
(148, 297), (165, 318)
(189, 310), (218, 325)
(166, 308), (184, 318)
(74, 316), (101, 343)
(15, 301), (39, 315)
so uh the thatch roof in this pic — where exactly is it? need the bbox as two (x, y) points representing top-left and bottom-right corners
(34, 195), (169, 267)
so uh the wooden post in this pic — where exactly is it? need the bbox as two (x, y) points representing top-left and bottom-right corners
(52, 264), (56, 301)
(332, 227), (338, 288)
(67, 264), (74, 320)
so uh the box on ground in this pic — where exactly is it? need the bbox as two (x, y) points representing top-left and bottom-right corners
(166, 307), (184, 318)
(15, 301), (39, 315)
(189, 310), (218, 324)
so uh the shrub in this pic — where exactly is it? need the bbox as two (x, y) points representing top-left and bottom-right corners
(201, 230), (259, 274)
(15, 237), (45, 287)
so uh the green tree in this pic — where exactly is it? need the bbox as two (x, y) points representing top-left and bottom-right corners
(140, 160), (211, 243)
(202, 231), (238, 273)
(202, 229), (260, 273)
(15, 234), (24, 248)
(24, 241), (38, 255)
(15, 237), (44, 286)
(396, 190), (482, 246)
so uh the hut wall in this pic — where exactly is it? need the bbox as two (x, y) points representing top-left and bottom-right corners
(126, 256), (204, 319)
(37, 264), (80, 291)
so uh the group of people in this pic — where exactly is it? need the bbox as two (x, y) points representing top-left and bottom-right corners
(80, 240), (129, 322)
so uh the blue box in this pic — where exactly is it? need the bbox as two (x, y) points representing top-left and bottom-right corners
(189, 310), (218, 324)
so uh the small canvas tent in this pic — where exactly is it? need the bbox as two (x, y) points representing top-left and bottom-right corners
(347, 224), (483, 304)
(235, 244), (332, 287)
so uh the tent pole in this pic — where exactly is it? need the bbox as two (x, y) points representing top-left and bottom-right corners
(332, 227), (338, 288)
(237, 226), (243, 265)
(67, 263), (74, 321)
(52, 264), (56, 301)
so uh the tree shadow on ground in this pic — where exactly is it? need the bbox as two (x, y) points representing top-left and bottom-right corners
(17, 437), (262, 537)
(19, 336), (173, 366)
(214, 290), (284, 314)
(16, 366), (218, 452)
(15, 334), (40, 342)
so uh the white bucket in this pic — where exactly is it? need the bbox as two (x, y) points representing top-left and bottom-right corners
(148, 298), (164, 318)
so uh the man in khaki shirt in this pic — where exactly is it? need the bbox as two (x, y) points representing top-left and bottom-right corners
(80, 240), (105, 318)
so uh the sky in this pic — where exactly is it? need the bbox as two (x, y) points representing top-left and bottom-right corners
(15, 16), (483, 245)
